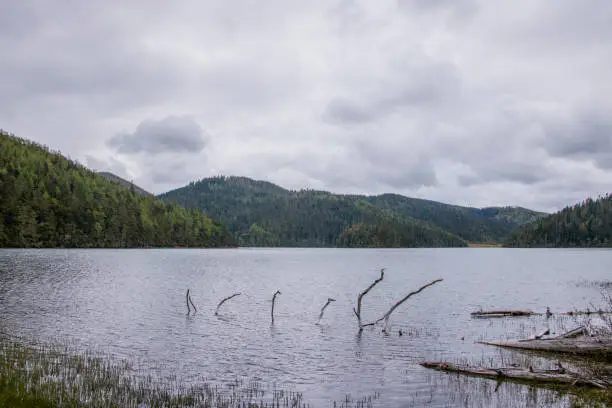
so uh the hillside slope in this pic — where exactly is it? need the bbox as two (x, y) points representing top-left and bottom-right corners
(0, 131), (234, 248)
(504, 194), (612, 247)
(158, 176), (544, 247)
(364, 194), (545, 243)
(98, 172), (153, 197)
(159, 176), (467, 247)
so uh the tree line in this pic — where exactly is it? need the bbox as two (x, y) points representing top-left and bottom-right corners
(504, 194), (612, 247)
(0, 131), (234, 248)
(159, 176), (469, 247)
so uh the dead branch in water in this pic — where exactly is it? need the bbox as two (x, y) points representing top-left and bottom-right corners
(215, 293), (242, 316)
(271, 290), (281, 324)
(186, 289), (191, 314)
(370, 278), (443, 332)
(186, 289), (197, 314)
(318, 298), (336, 322)
(353, 268), (385, 329)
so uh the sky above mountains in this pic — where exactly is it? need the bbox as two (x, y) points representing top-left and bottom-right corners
(1, 1), (611, 212)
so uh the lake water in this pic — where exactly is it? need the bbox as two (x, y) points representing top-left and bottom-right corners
(0, 248), (610, 407)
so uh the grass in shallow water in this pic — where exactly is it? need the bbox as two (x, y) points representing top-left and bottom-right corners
(0, 337), (308, 407)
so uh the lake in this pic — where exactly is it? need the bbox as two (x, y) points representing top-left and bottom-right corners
(0, 248), (610, 407)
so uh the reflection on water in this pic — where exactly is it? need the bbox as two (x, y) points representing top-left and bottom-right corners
(0, 248), (610, 407)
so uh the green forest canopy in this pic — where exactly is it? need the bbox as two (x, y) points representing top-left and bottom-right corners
(159, 176), (546, 247)
(504, 194), (612, 248)
(0, 130), (234, 248)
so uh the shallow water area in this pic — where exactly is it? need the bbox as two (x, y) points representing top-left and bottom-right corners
(0, 248), (610, 407)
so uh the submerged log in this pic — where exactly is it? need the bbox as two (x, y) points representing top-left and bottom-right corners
(471, 310), (535, 318)
(471, 309), (612, 319)
(420, 362), (608, 389)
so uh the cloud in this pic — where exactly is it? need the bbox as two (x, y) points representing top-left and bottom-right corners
(85, 155), (130, 180)
(540, 109), (612, 169)
(1, 0), (611, 212)
(323, 60), (462, 124)
(107, 116), (208, 155)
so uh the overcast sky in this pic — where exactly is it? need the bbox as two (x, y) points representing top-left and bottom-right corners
(2, 1), (611, 212)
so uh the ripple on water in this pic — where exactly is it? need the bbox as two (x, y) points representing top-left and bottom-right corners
(0, 247), (609, 407)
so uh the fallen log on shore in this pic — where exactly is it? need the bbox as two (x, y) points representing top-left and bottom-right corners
(478, 336), (612, 357)
(420, 362), (608, 389)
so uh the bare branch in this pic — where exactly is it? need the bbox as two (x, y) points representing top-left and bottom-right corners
(215, 293), (242, 315)
(188, 290), (197, 313)
(318, 298), (336, 322)
(354, 268), (385, 327)
(271, 290), (281, 324)
(374, 278), (443, 331)
(186, 289), (191, 314)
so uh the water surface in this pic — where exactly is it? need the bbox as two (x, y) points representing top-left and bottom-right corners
(0, 248), (610, 407)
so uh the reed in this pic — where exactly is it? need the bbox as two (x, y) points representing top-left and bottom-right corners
(0, 336), (310, 407)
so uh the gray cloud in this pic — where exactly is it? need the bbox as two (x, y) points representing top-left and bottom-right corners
(107, 116), (208, 155)
(323, 60), (461, 124)
(324, 98), (374, 124)
(541, 110), (612, 169)
(458, 164), (551, 187)
(0, 0), (611, 212)
(85, 155), (130, 180)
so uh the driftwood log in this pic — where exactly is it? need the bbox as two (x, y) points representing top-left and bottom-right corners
(529, 328), (550, 340)
(215, 293), (241, 316)
(471, 310), (535, 318)
(420, 362), (608, 390)
(479, 337), (612, 356)
(479, 326), (612, 357)
(471, 309), (612, 319)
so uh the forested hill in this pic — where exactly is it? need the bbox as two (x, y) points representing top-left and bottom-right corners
(159, 176), (467, 247)
(158, 176), (545, 247)
(98, 172), (153, 197)
(504, 194), (612, 248)
(362, 194), (544, 243)
(0, 131), (234, 248)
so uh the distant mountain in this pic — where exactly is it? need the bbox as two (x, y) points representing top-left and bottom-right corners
(362, 194), (545, 243)
(158, 176), (546, 247)
(97, 172), (153, 197)
(504, 194), (612, 248)
(0, 131), (234, 248)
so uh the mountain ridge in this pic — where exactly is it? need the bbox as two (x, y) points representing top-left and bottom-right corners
(158, 175), (546, 247)
(97, 172), (153, 197)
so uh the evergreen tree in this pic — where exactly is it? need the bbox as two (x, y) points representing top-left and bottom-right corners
(0, 130), (234, 248)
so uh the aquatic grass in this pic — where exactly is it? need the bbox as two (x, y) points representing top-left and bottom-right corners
(0, 336), (311, 407)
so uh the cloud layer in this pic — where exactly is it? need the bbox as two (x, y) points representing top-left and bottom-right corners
(2, 0), (611, 212)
